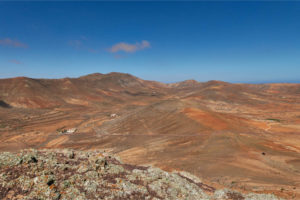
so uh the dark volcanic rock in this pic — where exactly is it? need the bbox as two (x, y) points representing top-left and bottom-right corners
(0, 100), (11, 108)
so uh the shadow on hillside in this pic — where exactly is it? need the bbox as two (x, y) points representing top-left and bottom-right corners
(0, 100), (11, 108)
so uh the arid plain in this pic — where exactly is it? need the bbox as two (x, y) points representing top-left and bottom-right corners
(0, 72), (299, 198)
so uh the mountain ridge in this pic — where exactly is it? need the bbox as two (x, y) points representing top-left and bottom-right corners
(1, 72), (299, 109)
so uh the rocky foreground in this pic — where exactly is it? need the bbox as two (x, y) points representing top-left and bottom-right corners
(0, 149), (282, 200)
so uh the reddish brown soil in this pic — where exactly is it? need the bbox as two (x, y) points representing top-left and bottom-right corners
(0, 72), (299, 198)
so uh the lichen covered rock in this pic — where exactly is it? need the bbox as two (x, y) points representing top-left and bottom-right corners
(0, 149), (282, 200)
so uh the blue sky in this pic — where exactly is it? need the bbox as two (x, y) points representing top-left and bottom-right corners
(0, 2), (299, 83)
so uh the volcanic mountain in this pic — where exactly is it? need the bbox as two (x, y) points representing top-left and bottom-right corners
(0, 72), (299, 199)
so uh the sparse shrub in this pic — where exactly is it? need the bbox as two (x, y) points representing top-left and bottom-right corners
(266, 118), (281, 122)
(56, 126), (67, 134)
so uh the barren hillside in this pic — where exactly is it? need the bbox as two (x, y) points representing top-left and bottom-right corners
(0, 73), (299, 199)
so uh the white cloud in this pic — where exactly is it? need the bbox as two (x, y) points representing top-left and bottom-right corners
(109, 40), (150, 53)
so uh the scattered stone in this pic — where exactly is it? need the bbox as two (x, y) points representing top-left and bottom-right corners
(110, 113), (118, 118)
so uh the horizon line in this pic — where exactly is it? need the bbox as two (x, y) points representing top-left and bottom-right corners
(0, 72), (299, 85)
